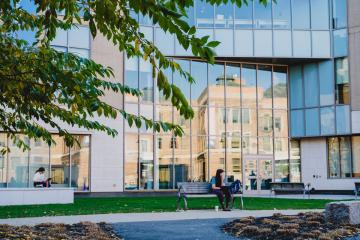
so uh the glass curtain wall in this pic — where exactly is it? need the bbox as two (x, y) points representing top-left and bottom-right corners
(124, 58), (298, 190)
(0, 134), (90, 190)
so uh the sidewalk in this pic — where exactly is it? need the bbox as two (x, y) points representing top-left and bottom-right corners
(0, 209), (323, 226)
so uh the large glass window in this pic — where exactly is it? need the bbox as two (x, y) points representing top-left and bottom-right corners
(328, 137), (340, 178)
(215, 2), (234, 28)
(235, 1), (253, 29)
(254, 1), (272, 29)
(225, 63), (241, 107)
(235, 30), (253, 56)
(155, 28), (174, 55)
(29, 139), (49, 187)
(335, 58), (350, 104)
(215, 29), (233, 56)
(50, 135), (70, 187)
(272, 0), (291, 29)
(304, 63), (319, 107)
(332, 0), (347, 29)
(333, 29), (348, 57)
(319, 61), (334, 106)
(328, 137), (351, 178)
(290, 140), (301, 182)
(139, 59), (153, 103)
(196, 0), (214, 28)
(311, 0), (329, 29)
(125, 57), (139, 103)
(292, 0), (310, 29)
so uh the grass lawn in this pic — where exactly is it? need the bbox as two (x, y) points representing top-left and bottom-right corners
(0, 196), (334, 219)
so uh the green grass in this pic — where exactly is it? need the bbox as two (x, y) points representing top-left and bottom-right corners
(0, 196), (334, 219)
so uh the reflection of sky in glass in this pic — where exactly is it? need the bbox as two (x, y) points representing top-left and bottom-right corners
(14, 0), (37, 44)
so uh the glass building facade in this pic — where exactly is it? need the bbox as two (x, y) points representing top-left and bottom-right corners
(0, 134), (90, 191)
(124, 59), (301, 190)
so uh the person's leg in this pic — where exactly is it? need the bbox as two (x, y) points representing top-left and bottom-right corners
(212, 189), (225, 209)
(221, 187), (232, 209)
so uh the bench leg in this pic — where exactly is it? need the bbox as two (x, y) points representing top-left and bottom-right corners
(183, 196), (188, 210)
(355, 190), (357, 200)
(240, 195), (244, 210)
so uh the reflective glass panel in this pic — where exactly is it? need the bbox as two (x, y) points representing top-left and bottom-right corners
(273, 30), (292, 56)
(275, 159), (289, 182)
(336, 105), (350, 134)
(29, 139), (49, 187)
(320, 107), (335, 135)
(235, 1), (253, 28)
(259, 159), (273, 190)
(192, 136), (208, 181)
(155, 28), (174, 55)
(290, 110), (305, 137)
(273, 66), (288, 109)
(335, 58), (350, 104)
(292, 0), (310, 29)
(274, 110), (288, 137)
(139, 59), (153, 103)
(242, 64), (257, 108)
(51, 28), (67, 46)
(293, 31), (311, 57)
(157, 135), (173, 189)
(257, 65), (272, 108)
(258, 137), (273, 155)
(124, 56), (139, 103)
(209, 108), (226, 135)
(192, 106), (208, 136)
(68, 26), (90, 49)
(319, 61), (334, 106)
(274, 138), (289, 160)
(50, 135), (70, 187)
(208, 63), (225, 106)
(334, 29), (348, 57)
(173, 60), (190, 102)
(0, 134), (6, 187)
(70, 135), (90, 190)
(254, 1), (272, 28)
(244, 159), (257, 190)
(312, 31), (331, 57)
(209, 135), (225, 177)
(215, 29), (233, 56)
(328, 137), (340, 178)
(290, 158), (301, 182)
(235, 30), (253, 56)
(8, 135), (29, 187)
(174, 136), (190, 185)
(304, 63), (319, 107)
(124, 134), (138, 190)
(254, 30), (272, 56)
(242, 136), (257, 155)
(196, 0), (214, 27)
(258, 109), (273, 137)
(305, 108), (320, 136)
(272, 0), (291, 29)
(332, 0), (347, 29)
(340, 137), (351, 178)
(215, 2), (234, 28)
(225, 63), (241, 107)
(191, 61), (208, 106)
(311, 0), (330, 29)
(139, 135), (154, 189)
(290, 65), (303, 109)
(352, 137), (360, 178)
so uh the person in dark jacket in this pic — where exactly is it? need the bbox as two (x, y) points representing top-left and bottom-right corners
(210, 169), (232, 211)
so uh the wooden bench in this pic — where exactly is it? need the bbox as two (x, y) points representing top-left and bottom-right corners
(354, 182), (360, 199)
(177, 182), (244, 210)
(270, 182), (310, 198)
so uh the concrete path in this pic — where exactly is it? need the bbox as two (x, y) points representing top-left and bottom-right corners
(0, 209), (322, 226)
(112, 218), (238, 240)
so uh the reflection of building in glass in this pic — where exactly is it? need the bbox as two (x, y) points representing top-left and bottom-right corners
(2, 0), (360, 194)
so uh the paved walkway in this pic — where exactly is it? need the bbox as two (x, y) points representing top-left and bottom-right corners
(112, 218), (238, 240)
(0, 209), (323, 226)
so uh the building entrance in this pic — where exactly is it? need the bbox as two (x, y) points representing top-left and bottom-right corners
(243, 156), (273, 192)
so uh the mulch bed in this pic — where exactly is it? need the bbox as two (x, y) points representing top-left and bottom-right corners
(0, 222), (122, 240)
(222, 212), (360, 240)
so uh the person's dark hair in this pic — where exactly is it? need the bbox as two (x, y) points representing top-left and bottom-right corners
(36, 167), (45, 173)
(215, 169), (224, 187)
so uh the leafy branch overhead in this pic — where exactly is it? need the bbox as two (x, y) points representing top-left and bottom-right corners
(0, 0), (269, 150)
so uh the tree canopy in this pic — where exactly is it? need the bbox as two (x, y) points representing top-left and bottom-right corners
(0, 0), (269, 151)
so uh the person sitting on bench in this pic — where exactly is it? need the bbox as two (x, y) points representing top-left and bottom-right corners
(210, 169), (232, 211)
(33, 167), (51, 188)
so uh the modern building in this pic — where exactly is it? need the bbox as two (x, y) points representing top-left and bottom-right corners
(1, 0), (360, 193)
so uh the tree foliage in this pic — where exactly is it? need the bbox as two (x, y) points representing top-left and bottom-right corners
(0, 0), (269, 151)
